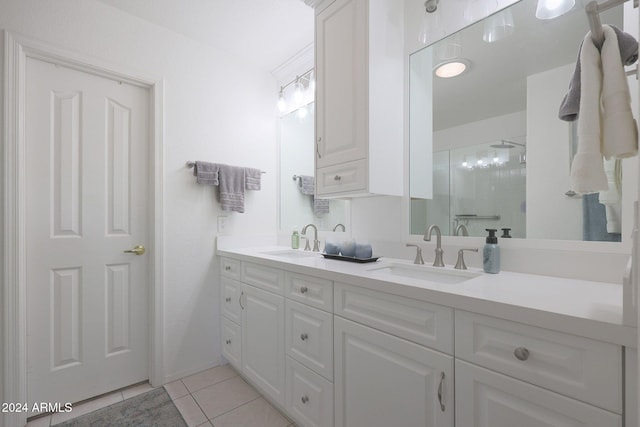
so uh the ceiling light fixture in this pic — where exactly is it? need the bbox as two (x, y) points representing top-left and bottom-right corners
(275, 68), (314, 114)
(483, 9), (515, 42)
(434, 58), (470, 78)
(535, 0), (575, 20)
(417, 0), (444, 44)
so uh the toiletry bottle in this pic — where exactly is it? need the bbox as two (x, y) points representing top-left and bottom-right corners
(291, 227), (300, 250)
(483, 229), (500, 274)
(501, 228), (512, 238)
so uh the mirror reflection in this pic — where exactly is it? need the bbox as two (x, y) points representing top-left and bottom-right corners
(279, 103), (348, 232)
(409, 0), (637, 241)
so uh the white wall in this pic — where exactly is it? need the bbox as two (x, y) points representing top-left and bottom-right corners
(0, 0), (279, 397)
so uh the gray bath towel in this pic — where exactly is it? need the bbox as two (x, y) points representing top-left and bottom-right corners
(298, 175), (315, 195)
(193, 161), (219, 185)
(245, 168), (261, 191)
(559, 25), (638, 122)
(218, 164), (246, 213)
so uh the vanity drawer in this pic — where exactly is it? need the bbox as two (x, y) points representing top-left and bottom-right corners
(242, 262), (285, 295)
(220, 257), (241, 280)
(286, 272), (333, 312)
(455, 310), (622, 413)
(221, 317), (242, 370)
(286, 300), (333, 380)
(316, 159), (366, 196)
(334, 282), (453, 354)
(286, 356), (334, 427)
(221, 277), (242, 324)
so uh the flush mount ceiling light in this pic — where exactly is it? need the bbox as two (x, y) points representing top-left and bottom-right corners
(434, 58), (471, 78)
(535, 0), (575, 19)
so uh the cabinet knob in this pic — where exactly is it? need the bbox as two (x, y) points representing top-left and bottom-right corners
(300, 286), (308, 294)
(334, 175), (342, 181)
(514, 347), (530, 361)
(300, 333), (309, 341)
(301, 395), (309, 404)
(225, 297), (231, 303)
(225, 266), (231, 271)
(226, 339), (231, 345)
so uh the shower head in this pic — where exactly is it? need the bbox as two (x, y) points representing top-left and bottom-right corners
(490, 140), (516, 149)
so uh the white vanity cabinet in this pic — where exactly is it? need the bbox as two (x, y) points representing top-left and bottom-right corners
(455, 310), (623, 426)
(333, 283), (454, 427)
(220, 259), (286, 406)
(284, 272), (335, 427)
(314, 0), (403, 198)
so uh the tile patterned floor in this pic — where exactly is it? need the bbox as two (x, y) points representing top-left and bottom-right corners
(26, 365), (295, 427)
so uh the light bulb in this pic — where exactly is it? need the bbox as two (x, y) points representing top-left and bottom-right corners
(277, 88), (286, 112)
(309, 70), (316, 93)
(462, 161), (468, 167)
(535, 0), (575, 19)
(293, 78), (304, 104)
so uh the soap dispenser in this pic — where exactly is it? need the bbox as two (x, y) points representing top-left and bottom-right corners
(291, 226), (300, 250)
(483, 229), (500, 274)
(501, 228), (512, 238)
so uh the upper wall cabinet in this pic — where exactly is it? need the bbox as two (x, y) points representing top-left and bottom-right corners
(315, 0), (404, 198)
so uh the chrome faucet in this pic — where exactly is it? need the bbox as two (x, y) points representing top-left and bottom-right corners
(423, 225), (445, 267)
(333, 223), (346, 232)
(302, 223), (320, 252)
(454, 224), (469, 236)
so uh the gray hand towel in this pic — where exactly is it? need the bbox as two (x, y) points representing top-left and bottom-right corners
(245, 168), (261, 191)
(193, 161), (219, 185)
(218, 164), (246, 213)
(313, 198), (330, 215)
(298, 175), (315, 195)
(559, 25), (638, 122)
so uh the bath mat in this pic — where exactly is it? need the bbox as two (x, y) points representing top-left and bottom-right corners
(52, 387), (187, 427)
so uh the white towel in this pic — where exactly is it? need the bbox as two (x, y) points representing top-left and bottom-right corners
(570, 26), (638, 194)
(601, 25), (638, 159)
(599, 158), (622, 233)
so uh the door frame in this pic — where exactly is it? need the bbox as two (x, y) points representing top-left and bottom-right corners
(3, 31), (165, 427)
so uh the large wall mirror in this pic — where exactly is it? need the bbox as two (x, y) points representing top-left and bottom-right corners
(279, 103), (349, 233)
(409, 0), (638, 242)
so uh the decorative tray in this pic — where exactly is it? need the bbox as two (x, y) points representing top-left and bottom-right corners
(321, 253), (380, 263)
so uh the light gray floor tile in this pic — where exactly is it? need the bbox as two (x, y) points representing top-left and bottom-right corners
(192, 376), (259, 419)
(182, 364), (238, 393)
(211, 397), (290, 427)
(165, 380), (190, 400)
(173, 395), (208, 427)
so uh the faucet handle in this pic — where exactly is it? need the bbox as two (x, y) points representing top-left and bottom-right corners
(455, 248), (478, 270)
(301, 236), (311, 251)
(406, 244), (425, 265)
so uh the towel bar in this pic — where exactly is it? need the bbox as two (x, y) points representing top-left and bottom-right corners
(186, 161), (266, 173)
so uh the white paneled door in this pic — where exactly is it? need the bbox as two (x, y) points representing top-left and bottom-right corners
(25, 57), (150, 407)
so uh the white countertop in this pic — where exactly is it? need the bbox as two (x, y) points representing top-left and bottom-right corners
(217, 245), (637, 347)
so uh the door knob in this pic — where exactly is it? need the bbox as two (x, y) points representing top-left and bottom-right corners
(124, 245), (145, 256)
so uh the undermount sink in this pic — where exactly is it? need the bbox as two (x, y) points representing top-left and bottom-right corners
(367, 263), (480, 285)
(260, 249), (321, 259)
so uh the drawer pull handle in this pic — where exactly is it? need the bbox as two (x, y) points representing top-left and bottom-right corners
(225, 297), (231, 303)
(437, 372), (445, 412)
(514, 347), (530, 361)
(334, 175), (342, 181)
(300, 286), (308, 294)
(225, 265), (231, 271)
(301, 395), (309, 404)
(226, 339), (231, 345)
(239, 291), (245, 310)
(300, 333), (309, 341)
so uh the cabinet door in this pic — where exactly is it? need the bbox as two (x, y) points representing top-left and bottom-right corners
(221, 277), (242, 324)
(221, 317), (241, 370)
(241, 284), (285, 405)
(315, 0), (367, 169)
(334, 317), (453, 427)
(455, 360), (621, 427)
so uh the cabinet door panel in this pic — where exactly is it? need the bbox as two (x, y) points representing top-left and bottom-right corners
(286, 300), (333, 380)
(286, 356), (334, 427)
(455, 360), (621, 427)
(315, 0), (367, 168)
(334, 317), (453, 427)
(221, 317), (241, 370)
(241, 285), (285, 405)
(221, 277), (242, 324)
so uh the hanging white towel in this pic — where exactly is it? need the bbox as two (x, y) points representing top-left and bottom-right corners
(570, 25), (638, 194)
(601, 25), (638, 159)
